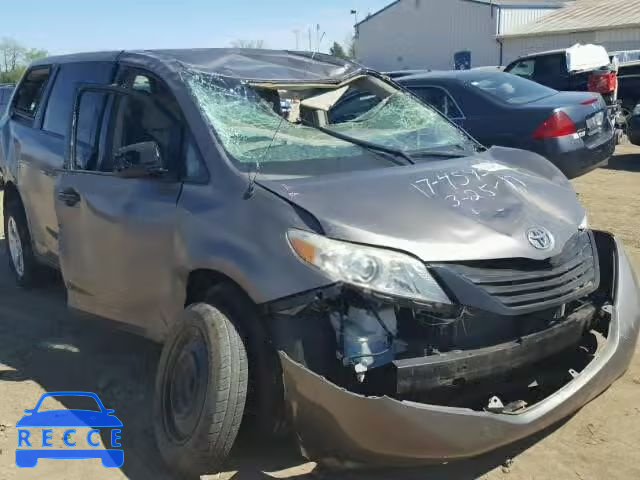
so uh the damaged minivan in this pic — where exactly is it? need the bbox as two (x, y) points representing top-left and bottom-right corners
(1, 49), (639, 476)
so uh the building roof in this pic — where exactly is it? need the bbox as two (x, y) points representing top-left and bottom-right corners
(356, 0), (564, 27)
(501, 0), (640, 37)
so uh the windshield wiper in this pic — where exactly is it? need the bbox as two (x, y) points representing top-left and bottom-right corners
(300, 120), (415, 166)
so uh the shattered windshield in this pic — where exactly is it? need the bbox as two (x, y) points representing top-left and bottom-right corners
(182, 69), (477, 177)
(327, 90), (476, 154)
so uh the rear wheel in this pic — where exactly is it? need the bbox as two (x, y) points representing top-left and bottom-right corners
(154, 303), (248, 476)
(4, 198), (41, 288)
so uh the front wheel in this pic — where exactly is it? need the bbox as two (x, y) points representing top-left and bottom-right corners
(154, 303), (248, 477)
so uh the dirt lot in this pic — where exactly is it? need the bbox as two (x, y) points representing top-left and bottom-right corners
(0, 145), (639, 480)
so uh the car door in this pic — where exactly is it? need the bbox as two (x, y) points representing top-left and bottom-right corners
(11, 62), (115, 265)
(8, 66), (56, 262)
(54, 77), (184, 338)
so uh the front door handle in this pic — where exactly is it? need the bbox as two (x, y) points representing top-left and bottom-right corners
(58, 189), (81, 207)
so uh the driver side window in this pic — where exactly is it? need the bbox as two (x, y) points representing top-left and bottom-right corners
(104, 94), (181, 173)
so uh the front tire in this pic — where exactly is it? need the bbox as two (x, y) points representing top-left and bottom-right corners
(154, 303), (248, 477)
(4, 198), (40, 288)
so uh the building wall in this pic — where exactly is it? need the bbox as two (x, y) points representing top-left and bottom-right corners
(355, 0), (502, 71)
(502, 28), (640, 64)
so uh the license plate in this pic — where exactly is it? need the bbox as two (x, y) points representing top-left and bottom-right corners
(586, 111), (604, 134)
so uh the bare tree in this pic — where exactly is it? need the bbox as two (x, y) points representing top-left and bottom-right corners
(230, 39), (266, 49)
(0, 37), (25, 73)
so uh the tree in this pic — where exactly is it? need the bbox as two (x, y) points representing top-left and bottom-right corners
(0, 38), (48, 84)
(0, 37), (25, 73)
(24, 48), (48, 64)
(230, 39), (266, 49)
(345, 35), (356, 60)
(329, 42), (347, 59)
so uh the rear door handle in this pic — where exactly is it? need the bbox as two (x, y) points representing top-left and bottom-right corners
(58, 189), (81, 207)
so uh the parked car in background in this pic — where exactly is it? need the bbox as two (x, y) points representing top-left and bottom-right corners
(628, 102), (640, 146)
(395, 70), (615, 178)
(2, 49), (638, 477)
(616, 60), (640, 117)
(0, 84), (14, 115)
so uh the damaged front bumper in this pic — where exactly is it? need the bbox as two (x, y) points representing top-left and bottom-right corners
(278, 236), (640, 467)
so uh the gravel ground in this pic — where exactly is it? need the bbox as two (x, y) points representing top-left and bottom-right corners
(0, 145), (638, 480)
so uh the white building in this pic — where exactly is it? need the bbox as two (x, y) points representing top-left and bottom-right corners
(354, 0), (640, 71)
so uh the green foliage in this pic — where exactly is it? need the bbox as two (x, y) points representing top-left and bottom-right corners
(24, 48), (49, 63)
(0, 66), (26, 84)
(0, 38), (48, 84)
(329, 41), (347, 59)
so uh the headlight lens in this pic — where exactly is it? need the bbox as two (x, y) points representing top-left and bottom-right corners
(287, 229), (451, 304)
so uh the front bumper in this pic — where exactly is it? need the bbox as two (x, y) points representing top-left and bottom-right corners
(279, 236), (640, 467)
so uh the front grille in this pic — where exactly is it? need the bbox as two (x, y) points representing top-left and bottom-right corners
(433, 231), (599, 314)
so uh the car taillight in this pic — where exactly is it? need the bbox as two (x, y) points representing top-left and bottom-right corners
(588, 71), (617, 94)
(532, 112), (577, 139)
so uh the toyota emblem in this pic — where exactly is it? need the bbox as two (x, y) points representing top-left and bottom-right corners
(526, 227), (554, 250)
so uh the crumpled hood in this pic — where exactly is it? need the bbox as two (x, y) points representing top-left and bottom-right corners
(259, 147), (586, 262)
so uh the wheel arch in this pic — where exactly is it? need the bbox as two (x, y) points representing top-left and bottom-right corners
(182, 267), (287, 436)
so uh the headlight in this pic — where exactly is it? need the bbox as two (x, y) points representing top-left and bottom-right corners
(287, 229), (451, 304)
(633, 103), (640, 115)
(579, 214), (588, 231)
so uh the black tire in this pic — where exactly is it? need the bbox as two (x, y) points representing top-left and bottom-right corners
(3, 196), (41, 288)
(204, 284), (288, 438)
(154, 303), (248, 477)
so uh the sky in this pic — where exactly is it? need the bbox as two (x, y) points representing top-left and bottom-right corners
(1, 0), (392, 55)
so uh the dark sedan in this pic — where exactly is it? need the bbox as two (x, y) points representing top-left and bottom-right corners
(395, 71), (615, 178)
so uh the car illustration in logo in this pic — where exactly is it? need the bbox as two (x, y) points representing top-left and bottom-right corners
(15, 391), (123, 468)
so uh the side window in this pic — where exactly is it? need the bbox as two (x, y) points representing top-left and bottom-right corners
(13, 67), (50, 119)
(102, 94), (182, 173)
(73, 91), (111, 170)
(507, 59), (535, 79)
(534, 54), (567, 83)
(43, 62), (114, 137)
(412, 86), (463, 119)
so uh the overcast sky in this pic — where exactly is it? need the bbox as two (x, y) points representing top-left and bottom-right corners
(2, 0), (391, 54)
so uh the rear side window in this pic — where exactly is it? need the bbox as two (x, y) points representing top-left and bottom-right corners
(13, 68), (50, 118)
(43, 62), (114, 137)
(506, 59), (534, 79)
(468, 72), (557, 105)
(410, 86), (463, 119)
(534, 54), (567, 77)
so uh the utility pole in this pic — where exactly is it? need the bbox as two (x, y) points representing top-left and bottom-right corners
(316, 24), (321, 52)
(350, 9), (358, 58)
(308, 27), (312, 51)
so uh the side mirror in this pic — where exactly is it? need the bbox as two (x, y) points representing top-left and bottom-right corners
(114, 141), (166, 178)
